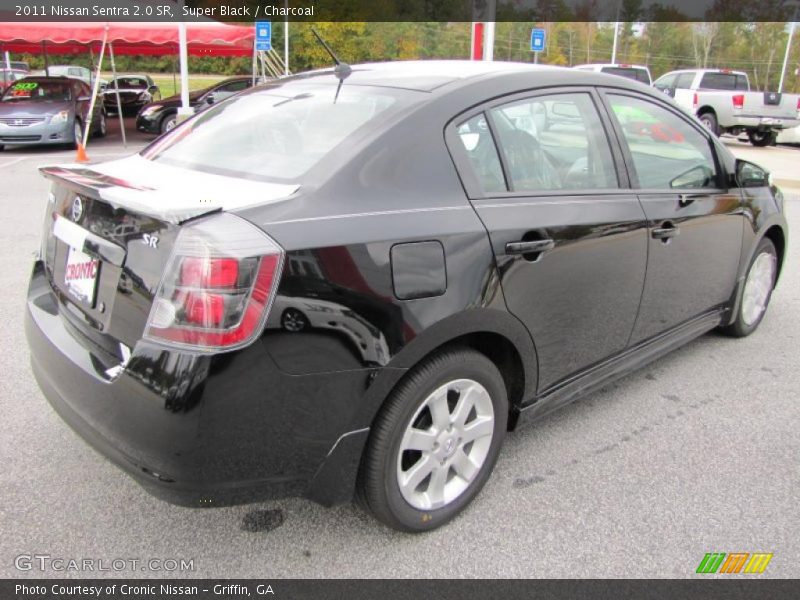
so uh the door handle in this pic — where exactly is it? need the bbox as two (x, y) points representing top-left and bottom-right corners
(505, 239), (555, 255)
(678, 194), (703, 207)
(652, 226), (679, 240)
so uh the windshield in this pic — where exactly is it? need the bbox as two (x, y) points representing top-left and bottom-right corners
(2, 80), (71, 102)
(109, 77), (148, 90)
(601, 67), (650, 84)
(144, 84), (409, 181)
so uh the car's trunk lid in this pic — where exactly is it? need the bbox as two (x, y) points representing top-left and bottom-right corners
(39, 156), (298, 361)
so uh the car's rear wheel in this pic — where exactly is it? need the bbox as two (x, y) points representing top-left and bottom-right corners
(748, 130), (776, 147)
(720, 238), (778, 337)
(160, 113), (177, 134)
(358, 347), (507, 532)
(698, 111), (719, 136)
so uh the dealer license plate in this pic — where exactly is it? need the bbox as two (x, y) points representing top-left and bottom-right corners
(64, 245), (99, 306)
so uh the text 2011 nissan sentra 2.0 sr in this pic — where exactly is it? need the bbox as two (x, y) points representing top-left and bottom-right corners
(25, 61), (787, 532)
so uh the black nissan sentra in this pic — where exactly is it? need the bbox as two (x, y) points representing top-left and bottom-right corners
(26, 61), (788, 532)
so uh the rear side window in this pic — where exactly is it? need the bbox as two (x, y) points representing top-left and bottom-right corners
(144, 84), (407, 181)
(699, 72), (748, 91)
(489, 92), (618, 192)
(674, 72), (695, 89)
(608, 94), (718, 190)
(456, 114), (506, 193)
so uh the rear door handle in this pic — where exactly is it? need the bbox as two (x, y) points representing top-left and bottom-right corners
(505, 239), (555, 255)
(652, 226), (679, 240)
(678, 194), (703, 207)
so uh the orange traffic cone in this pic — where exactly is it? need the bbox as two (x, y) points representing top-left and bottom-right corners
(75, 143), (90, 163)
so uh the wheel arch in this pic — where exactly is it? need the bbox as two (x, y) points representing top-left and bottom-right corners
(763, 224), (786, 283)
(372, 309), (538, 431)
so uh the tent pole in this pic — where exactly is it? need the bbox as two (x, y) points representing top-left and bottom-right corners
(81, 26), (107, 154)
(42, 41), (49, 75)
(109, 42), (126, 148)
(177, 21), (192, 123)
(173, 56), (177, 96)
(252, 36), (257, 85)
(284, 7), (289, 76)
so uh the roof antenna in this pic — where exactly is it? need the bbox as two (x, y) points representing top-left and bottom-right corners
(311, 28), (351, 103)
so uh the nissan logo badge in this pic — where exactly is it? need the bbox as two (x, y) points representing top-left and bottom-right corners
(71, 197), (83, 222)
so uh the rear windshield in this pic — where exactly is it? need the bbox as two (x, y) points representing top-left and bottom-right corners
(1, 80), (71, 102)
(600, 67), (651, 84)
(699, 73), (748, 91)
(143, 83), (412, 181)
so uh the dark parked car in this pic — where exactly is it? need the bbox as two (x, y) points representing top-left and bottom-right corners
(27, 61), (787, 532)
(0, 76), (105, 150)
(135, 75), (253, 134)
(103, 74), (159, 116)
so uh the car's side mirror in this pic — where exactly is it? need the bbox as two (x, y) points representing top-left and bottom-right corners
(148, 85), (158, 95)
(205, 94), (215, 105)
(735, 159), (770, 188)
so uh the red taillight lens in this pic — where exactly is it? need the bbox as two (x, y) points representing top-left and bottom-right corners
(693, 93), (698, 108)
(184, 292), (225, 327)
(180, 257), (239, 288)
(144, 213), (283, 352)
(733, 94), (745, 109)
(796, 97), (800, 111)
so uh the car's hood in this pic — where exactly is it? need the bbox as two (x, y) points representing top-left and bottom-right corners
(0, 100), (71, 117)
(40, 154), (300, 224)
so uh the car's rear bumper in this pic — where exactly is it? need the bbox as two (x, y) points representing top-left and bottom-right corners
(728, 115), (800, 130)
(25, 260), (381, 507)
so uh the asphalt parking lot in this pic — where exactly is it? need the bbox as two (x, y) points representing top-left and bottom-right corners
(0, 130), (798, 578)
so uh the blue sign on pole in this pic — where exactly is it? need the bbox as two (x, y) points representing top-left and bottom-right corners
(255, 21), (272, 52)
(531, 28), (546, 52)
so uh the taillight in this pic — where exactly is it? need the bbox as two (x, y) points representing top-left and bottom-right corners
(733, 94), (745, 109)
(144, 213), (283, 352)
(796, 97), (800, 114)
(693, 93), (698, 108)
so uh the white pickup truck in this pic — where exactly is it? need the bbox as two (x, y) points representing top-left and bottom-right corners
(653, 68), (800, 146)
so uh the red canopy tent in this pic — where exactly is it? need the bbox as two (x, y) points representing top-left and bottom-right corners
(0, 21), (254, 56)
(0, 21), (255, 156)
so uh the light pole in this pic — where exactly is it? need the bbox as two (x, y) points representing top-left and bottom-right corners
(778, 1), (799, 93)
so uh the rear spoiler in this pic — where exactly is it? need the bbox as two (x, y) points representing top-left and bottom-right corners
(40, 165), (221, 224)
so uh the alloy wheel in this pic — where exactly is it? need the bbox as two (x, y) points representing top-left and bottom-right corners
(741, 251), (776, 326)
(396, 378), (495, 510)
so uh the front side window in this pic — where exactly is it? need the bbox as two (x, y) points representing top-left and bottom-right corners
(608, 94), (718, 190)
(674, 72), (696, 89)
(489, 92), (618, 192)
(654, 73), (677, 91)
(144, 84), (408, 181)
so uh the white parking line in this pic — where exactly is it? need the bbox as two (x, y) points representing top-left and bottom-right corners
(0, 157), (28, 169)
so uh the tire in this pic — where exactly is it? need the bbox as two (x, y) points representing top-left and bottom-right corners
(160, 113), (177, 135)
(748, 130), (776, 147)
(358, 347), (508, 532)
(73, 119), (83, 149)
(698, 111), (719, 136)
(95, 111), (107, 138)
(280, 308), (309, 332)
(719, 238), (778, 337)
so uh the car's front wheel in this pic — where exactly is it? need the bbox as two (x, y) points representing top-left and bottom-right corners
(720, 238), (778, 337)
(358, 347), (508, 532)
(160, 113), (177, 134)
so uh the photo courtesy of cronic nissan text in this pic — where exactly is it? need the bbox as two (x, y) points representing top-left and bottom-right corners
(0, 0), (797, 599)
